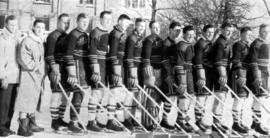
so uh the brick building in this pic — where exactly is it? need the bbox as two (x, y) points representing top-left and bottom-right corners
(0, 0), (152, 32)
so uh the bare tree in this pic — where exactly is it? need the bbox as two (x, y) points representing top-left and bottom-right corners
(262, 0), (270, 16)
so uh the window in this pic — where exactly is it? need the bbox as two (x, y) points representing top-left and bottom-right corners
(35, 17), (50, 31)
(34, 0), (51, 4)
(125, 0), (145, 8)
(139, 0), (145, 8)
(0, 15), (5, 28)
(0, 0), (8, 2)
(80, 0), (94, 5)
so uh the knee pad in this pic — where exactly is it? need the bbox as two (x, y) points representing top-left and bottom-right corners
(50, 93), (62, 107)
(178, 98), (192, 111)
(90, 89), (102, 104)
(232, 98), (245, 111)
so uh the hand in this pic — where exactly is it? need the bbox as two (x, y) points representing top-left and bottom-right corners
(49, 71), (61, 84)
(236, 77), (246, 87)
(218, 76), (227, 87)
(91, 73), (101, 83)
(144, 76), (156, 88)
(0, 77), (8, 89)
(127, 77), (138, 88)
(176, 84), (186, 94)
(196, 79), (206, 89)
(253, 78), (262, 88)
(67, 75), (78, 87)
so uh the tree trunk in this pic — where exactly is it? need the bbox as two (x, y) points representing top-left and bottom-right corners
(151, 0), (157, 20)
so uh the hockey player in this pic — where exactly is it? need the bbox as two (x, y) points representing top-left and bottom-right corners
(174, 25), (196, 132)
(106, 14), (131, 131)
(63, 13), (90, 134)
(45, 13), (70, 132)
(87, 11), (112, 132)
(160, 21), (182, 130)
(248, 24), (270, 135)
(123, 18), (146, 130)
(230, 27), (252, 134)
(141, 20), (163, 131)
(193, 24), (215, 134)
(211, 22), (234, 133)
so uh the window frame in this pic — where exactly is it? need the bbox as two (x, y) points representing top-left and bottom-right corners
(33, 0), (52, 5)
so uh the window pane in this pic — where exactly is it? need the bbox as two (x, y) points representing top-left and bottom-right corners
(85, 0), (94, 4)
(35, 0), (50, 3)
(125, 0), (131, 8)
(0, 15), (5, 28)
(79, 0), (83, 4)
(139, 0), (145, 8)
(132, 0), (138, 8)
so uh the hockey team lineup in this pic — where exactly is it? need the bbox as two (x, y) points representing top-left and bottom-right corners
(0, 10), (270, 138)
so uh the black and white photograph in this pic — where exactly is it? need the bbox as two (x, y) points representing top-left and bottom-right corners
(0, 0), (270, 138)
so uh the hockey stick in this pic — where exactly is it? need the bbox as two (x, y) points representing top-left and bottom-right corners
(260, 86), (270, 96)
(225, 84), (262, 122)
(74, 83), (132, 134)
(202, 85), (246, 137)
(152, 85), (206, 134)
(98, 82), (149, 133)
(58, 82), (88, 133)
(173, 84), (240, 138)
(243, 86), (270, 116)
(136, 84), (191, 137)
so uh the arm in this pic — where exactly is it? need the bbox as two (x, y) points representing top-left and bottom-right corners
(17, 38), (38, 71)
(0, 37), (7, 79)
(175, 42), (187, 93)
(194, 41), (206, 87)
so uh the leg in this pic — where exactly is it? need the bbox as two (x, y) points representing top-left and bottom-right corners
(17, 112), (33, 137)
(68, 91), (84, 133)
(6, 84), (18, 130)
(87, 88), (103, 132)
(160, 96), (175, 130)
(106, 87), (125, 131)
(176, 96), (194, 132)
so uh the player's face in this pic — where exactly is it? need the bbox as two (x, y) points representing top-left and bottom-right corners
(33, 22), (45, 37)
(6, 19), (18, 33)
(259, 26), (270, 40)
(58, 16), (70, 32)
(119, 19), (131, 31)
(170, 26), (181, 39)
(222, 26), (234, 39)
(150, 22), (160, 35)
(242, 30), (252, 44)
(135, 21), (146, 35)
(204, 27), (215, 41)
(77, 17), (89, 31)
(184, 30), (195, 43)
(100, 14), (112, 29)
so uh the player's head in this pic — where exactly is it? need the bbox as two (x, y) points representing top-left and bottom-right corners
(202, 24), (215, 41)
(259, 24), (270, 40)
(57, 13), (70, 31)
(169, 21), (181, 39)
(149, 20), (160, 35)
(76, 13), (89, 31)
(118, 14), (131, 31)
(183, 25), (195, 43)
(100, 11), (112, 29)
(135, 18), (146, 35)
(240, 26), (252, 43)
(221, 22), (234, 39)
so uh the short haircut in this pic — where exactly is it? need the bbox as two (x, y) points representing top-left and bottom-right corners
(203, 24), (214, 32)
(183, 25), (194, 34)
(5, 15), (16, 24)
(169, 21), (181, 29)
(77, 13), (88, 22)
(240, 26), (251, 34)
(33, 19), (45, 27)
(221, 22), (233, 29)
(58, 13), (69, 21)
(149, 20), (158, 28)
(135, 18), (145, 24)
(259, 24), (269, 31)
(100, 11), (112, 18)
(118, 14), (130, 21)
